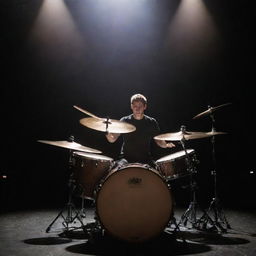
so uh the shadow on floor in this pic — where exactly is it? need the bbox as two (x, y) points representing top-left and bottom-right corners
(175, 230), (250, 245)
(65, 231), (211, 256)
(23, 237), (73, 245)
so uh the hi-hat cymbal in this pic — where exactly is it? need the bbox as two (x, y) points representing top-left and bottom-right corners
(37, 140), (102, 154)
(154, 131), (211, 141)
(79, 117), (136, 134)
(193, 103), (232, 119)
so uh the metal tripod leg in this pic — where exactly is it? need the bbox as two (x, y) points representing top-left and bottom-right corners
(179, 201), (198, 228)
(204, 168), (231, 232)
(177, 129), (203, 229)
(46, 201), (84, 233)
(46, 208), (64, 233)
(178, 173), (202, 229)
(168, 216), (180, 232)
(196, 205), (222, 232)
(167, 216), (187, 244)
(208, 197), (231, 232)
(46, 172), (85, 233)
(197, 113), (231, 233)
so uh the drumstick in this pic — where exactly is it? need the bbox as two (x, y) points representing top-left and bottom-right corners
(73, 105), (101, 119)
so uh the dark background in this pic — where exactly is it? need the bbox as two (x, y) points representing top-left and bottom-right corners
(1, 0), (255, 212)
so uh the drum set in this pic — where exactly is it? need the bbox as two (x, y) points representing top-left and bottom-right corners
(38, 103), (231, 242)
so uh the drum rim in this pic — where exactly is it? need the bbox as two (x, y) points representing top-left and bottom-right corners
(156, 148), (195, 163)
(73, 151), (113, 161)
(105, 163), (161, 181)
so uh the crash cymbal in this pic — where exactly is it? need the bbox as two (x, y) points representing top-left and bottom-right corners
(79, 117), (136, 134)
(154, 131), (211, 141)
(193, 103), (232, 119)
(37, 140), (102, 154)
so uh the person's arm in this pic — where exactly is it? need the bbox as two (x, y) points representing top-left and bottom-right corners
(153, 118), (175, 149)
(105, 132), (120, 143)
(154, 139), (175, 149)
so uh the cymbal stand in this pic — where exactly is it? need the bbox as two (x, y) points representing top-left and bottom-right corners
(198, 112), (231, 232)
(46, 137), (85, 233)
(176, 126), (217, 231)
(177, 126), (202, 229)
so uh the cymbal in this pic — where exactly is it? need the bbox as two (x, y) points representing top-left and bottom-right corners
(79, 117), (136, 134)
(154, 130), (227, 141)
(154, 131), (211, 141)
(206, 131), (228, 136)
(37, 140), (102, 154)
(193, 103), (232, 119)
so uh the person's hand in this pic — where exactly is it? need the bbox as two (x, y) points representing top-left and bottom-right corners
(166, 142), (175, 148)
(106, 132), (120, 143)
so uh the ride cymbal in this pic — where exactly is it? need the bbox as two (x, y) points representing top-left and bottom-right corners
(193, 103), (232, 119)
(79, 117), (136, 134)
(154, 130), (227, 141)
(37, 140), (102, 154)
(154, 131), (211, 141)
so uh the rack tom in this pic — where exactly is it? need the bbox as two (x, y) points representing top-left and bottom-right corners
(156, 149), (197, 180)
(72, 152), (113, 200)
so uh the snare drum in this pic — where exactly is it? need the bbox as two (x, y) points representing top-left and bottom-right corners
(72, 152), (113, 200)
(96, 163), (173, 242)
(156, 149), (196, 180)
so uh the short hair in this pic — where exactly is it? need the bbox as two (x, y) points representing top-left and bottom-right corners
(130, 94), (147, 105)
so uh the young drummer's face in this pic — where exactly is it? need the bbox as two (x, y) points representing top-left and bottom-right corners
(131, 100), (147, 115)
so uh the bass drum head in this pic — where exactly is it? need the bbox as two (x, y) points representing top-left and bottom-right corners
(96, 164), (173, 243)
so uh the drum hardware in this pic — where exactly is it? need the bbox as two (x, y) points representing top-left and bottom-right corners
(174, 126), (211, 229)
(178, 126), (199, 174)
(166, 216), (188, 245)
(45, 136), (86, 233)
(196, 107), (231, 232)
(73, 105), (136, 134)
(155, 125), (209, 229)
(177, 174), (216, 231)
(167, 216), (180, 232)
(45, 171), (85, 233)
(166, 215), (188, 244)
(177, 172), (200, 229)
(38, 136), (103, 233)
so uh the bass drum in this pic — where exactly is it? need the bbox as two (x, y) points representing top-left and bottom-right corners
(96, 163), (173, 243)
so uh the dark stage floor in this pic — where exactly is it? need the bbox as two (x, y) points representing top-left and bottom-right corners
(1, 205), (256, 256)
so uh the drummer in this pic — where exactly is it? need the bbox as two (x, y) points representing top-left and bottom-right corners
(106, 93), (175, 167)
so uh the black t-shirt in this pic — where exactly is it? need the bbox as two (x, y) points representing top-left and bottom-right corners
(119, 114), (160, 164)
